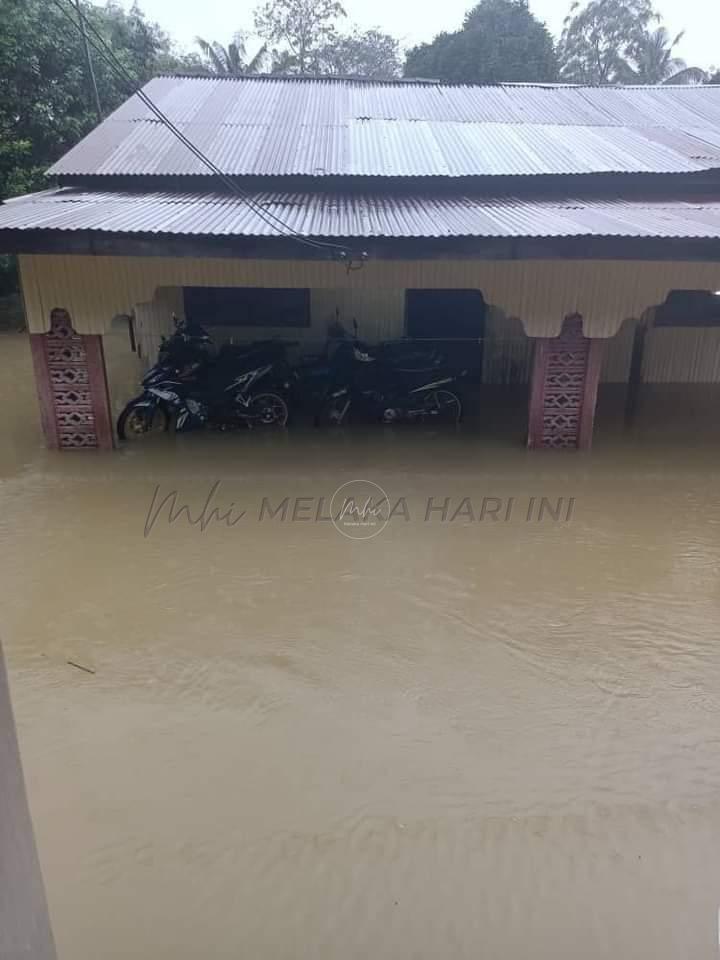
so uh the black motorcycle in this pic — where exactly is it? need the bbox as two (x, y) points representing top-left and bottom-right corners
(117, 322), (292, 439)
(117, 317), (210, 438)
(316, 326), (464, 426)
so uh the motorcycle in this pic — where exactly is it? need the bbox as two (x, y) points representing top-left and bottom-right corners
(288, 318), (355, 412)
(117, 316), (212, 439)
(316, 322), (465, 426)
(117, 321), (292, 439)
(292, 319), (450, 420)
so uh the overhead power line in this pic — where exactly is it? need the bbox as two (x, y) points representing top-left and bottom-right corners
(73, 0), (102, 122)
(51, 0), (365, 264)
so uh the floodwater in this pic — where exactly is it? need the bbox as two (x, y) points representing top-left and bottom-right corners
(2, 331), (720, 959)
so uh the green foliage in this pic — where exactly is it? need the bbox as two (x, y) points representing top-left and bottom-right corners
(313, 28), (401, 78)
(0, 0), (196, 293)
(558, 0), (708, 84)
(253, 0), (399, 78)
(629, 27), (683, 82)
(628, 27), (706, 84)
(404, 0), (559, 83)
(195, 33), (269, 75)
(0, 0), (191, 201)
(254, 0), (346, 74)
(558, 0), (655, 83)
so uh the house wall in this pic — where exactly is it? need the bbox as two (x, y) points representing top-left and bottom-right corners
(483, 310), (533, 384)
(128, 286), (408, 365)
(103, 320), (146, 421)
(129, 288), (530, 384)
(602, 318), (636, 383)
(104, 289), (720, 437)
(21, 255), (720, 419)
(642, 327), (720, 382)
(600, 314), (720, 384)
(19, 254), (720, 340)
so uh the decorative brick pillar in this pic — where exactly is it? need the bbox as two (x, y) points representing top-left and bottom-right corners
(527, 316), (606, 450)
(29, 309), (114, 450)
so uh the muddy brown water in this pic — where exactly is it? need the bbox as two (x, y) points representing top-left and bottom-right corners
(2, 332), (720, 959)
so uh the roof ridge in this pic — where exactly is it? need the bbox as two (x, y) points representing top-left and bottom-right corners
(155, 73), (441, 86)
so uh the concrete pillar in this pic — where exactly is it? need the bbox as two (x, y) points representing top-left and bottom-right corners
(527, 316), (606, 450)
(29, 309), (114, 450)
(0, 641), (57, 960)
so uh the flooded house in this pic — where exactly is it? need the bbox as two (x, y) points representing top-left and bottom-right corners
(1, 76), (720, 451)
(5, 75), (720, 960)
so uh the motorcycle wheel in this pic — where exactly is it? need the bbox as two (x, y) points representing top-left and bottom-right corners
(247, 393), (289, 427)
(424, 389), (462, 424)
(117, 402), (170, 441)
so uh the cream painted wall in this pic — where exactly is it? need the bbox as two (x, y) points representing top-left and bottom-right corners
(103, 321), (145, 420)
(483, 309), (533, 384)
(600, 316), (720, 384)
(19, 254), (720, 339)
(53, 273), (720, 420)
(601, 318), (636, 383)
(133, 288), (183, 362)
(643, 327), (720, 383)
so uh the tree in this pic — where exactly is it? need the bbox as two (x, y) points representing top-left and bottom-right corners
(558, 0), (656, 83)
(314, 28), (401, 78)
(628, 27), (706, 83)
(558, 1), (708, 84)
(0, 0), (189, 201)
(0, 0), (191, 294)
(404, 0), (558, 84)
(195, 33), (268, 75)
(254, 0), (346, 74)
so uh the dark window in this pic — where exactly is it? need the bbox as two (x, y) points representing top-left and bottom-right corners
(655, 290), (720, 327)
(183, 287), (310, 328)
(405, 289), (486, 341)
(405, 289), (486, 381)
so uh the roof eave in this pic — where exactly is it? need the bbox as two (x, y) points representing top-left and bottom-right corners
(4, 228), (720, 263)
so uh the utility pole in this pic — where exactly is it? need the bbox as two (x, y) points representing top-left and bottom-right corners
(0, 639), (57, 960)
(74, 0), (103, 122)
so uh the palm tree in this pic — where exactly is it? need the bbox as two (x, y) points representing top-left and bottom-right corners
(629, 28), (706, 84)
(195, 33), (268, 75)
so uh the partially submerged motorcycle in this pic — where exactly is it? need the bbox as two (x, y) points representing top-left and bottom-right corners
(316, 323), (465, 426)
(117, 319), (292, 439)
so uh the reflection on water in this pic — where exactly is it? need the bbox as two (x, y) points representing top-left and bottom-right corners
(2, 333), (720, 959)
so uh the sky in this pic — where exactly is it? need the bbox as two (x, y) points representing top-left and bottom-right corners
(128, 0), (719, 71)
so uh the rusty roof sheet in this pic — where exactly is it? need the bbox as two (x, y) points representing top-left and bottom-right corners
(4, 187), (720, 240)
(47, 76), (720, 180)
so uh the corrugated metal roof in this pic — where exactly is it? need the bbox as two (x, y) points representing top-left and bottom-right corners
(47, 76), (720, 179)
(5, 187), (720, 240)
